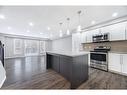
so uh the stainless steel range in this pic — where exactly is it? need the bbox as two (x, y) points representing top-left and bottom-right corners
(90, 46), (111, 71)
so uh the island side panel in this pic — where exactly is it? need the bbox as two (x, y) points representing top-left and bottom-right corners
(46, 53), (51, 69)
(71, 54), (88, 89)
(59, 55), (72, 81)
(46, 53), (60, 73)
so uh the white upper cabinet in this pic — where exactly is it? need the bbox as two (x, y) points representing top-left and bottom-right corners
(72, 33), (82, 52)
(81, 32), (87, 43)
(126, 22), (127, 40)
(102, 22), (127, 41)
(86, 29), (99, 43)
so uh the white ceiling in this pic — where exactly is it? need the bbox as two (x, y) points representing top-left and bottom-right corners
(0, 6), (127, 40)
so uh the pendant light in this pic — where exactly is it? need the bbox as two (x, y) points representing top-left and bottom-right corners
(59, 23), (63, 37)
(66, 18), (70, 35)
(77, 10), (82, 32)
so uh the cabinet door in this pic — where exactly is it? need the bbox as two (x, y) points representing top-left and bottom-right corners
(71, 55), (88, 88)
(108, 53), (121, 73)
(125, 22), (127, 40)
(86, 31), (92, 43)
(72, 33), (81, 52)
(86, 29), (99, 43)
(81, 32), (87, 43)
(102, 22), (126, 41)
(59, 56), (72, 81)
(122, 54), (127, 74)
(51, 55), (60, 73)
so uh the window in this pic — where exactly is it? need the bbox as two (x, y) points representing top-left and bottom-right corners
(24, 40), (39, 55)
(14, 39), (22, 54)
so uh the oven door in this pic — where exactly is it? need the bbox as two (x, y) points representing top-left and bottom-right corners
(90, 52), (108, 71)
(90, 52), (107, 63)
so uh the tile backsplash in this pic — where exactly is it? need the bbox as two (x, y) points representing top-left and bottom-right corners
(81, 40), (127, 52)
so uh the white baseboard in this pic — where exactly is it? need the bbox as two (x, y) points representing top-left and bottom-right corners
(109, 69), (127, 76)
(5, 54), (46, 59)
(0, 76), (6, 88)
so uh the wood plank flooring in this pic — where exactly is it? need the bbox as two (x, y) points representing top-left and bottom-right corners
(1, 56), (127, 89)
(78, 68), (127, 89)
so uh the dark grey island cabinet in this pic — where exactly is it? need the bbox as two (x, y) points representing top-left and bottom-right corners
(46, 52), (88, 89)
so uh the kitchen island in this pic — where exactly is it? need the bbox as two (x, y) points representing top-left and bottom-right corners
(46, 51), (89, 89)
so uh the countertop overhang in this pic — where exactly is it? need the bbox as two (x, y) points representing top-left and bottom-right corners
(46, 51), (89, 57)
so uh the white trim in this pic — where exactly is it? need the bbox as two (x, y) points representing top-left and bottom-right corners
(109, 69), (127, 76)
(0, 76), (6, 88)
(0, 33), (50, 41)
(5, 54), (46, 59)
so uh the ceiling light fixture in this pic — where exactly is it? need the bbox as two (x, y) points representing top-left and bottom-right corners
(7, 26), (12, 30)
(29, 22), (34, 26)
(0, 14), (5, 19)
(59, 23), (63, 37)
(66, 18), (70, 35)
(40, 32), (43, 35)
(77, 10), (82, 32)
(91, 21), (96, 25)
(112, 12), (118, 17)
(47, 27), (51, 31)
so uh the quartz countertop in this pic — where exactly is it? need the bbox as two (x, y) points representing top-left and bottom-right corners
(0, 61), (6, 88)
(46, 51), (89, 57)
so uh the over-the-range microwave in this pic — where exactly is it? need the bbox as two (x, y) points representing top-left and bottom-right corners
(92, 33), (109, 43)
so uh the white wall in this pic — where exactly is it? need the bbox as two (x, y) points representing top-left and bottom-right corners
(52, 36), (72, 52)
(45, 40), (52, 51)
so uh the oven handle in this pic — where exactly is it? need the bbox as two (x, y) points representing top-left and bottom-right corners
(90, 52), (108, 55)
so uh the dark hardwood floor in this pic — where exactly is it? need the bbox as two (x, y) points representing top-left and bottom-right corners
(1, 56), (127, 89)
(2, 56), (70, 89)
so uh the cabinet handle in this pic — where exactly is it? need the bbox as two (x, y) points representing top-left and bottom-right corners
(120, 55), (123, 73)
(122, 55), (123, 64)
(120, 55), (123, 64)
(125, 28), (127, 39)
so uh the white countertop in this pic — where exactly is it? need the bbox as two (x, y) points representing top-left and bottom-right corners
(46, 51), (89, 57)
(0, 61), (6, 88)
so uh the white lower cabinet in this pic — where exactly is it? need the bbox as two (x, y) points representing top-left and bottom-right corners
(108, 53), (121, 73)
(122, 54), (127, 74)
(109, 53), (127, 75)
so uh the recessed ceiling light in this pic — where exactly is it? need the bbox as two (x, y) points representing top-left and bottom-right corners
(40, 32), (43, 34)
(112, 12), (118, 17)
(7, 26), (12, 30)
(91, 21), (96, 25)
(29, 22), (34, 26)
(47, 27), (51, 31)
(0, 14), (5, 19)
(26, 30), (30, 32)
